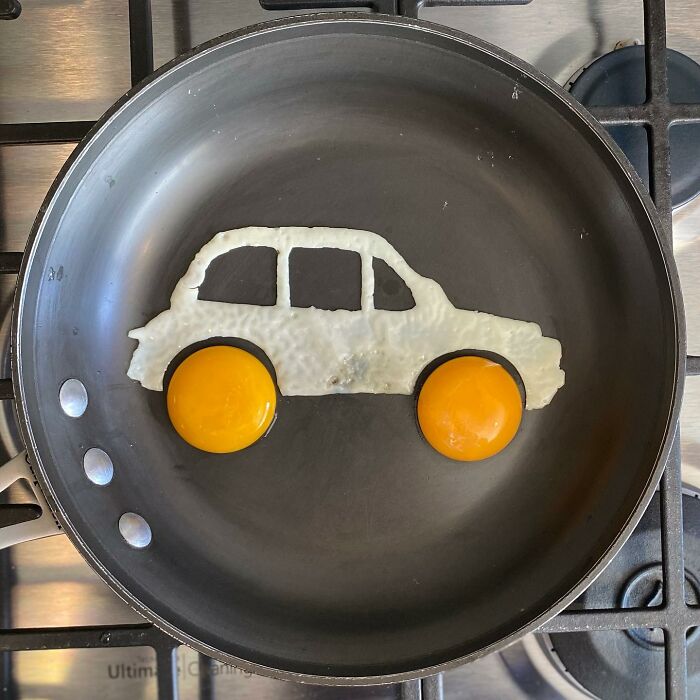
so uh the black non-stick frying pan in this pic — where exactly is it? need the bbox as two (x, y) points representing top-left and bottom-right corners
(0, 13), (683, 684)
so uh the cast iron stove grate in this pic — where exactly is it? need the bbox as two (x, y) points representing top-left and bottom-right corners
(1, 0), (700, 698)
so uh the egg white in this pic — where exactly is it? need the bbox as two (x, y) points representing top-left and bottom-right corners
(127, 227), (565, 409)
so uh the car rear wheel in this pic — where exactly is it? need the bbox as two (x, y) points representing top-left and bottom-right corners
(416, 355), (523, 461)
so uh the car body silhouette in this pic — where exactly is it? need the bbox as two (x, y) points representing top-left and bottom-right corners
(127, 227), (564, 409)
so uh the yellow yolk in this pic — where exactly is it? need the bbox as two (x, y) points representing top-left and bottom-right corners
(167, 346), (276, 453)
(417, 356), (522, 461)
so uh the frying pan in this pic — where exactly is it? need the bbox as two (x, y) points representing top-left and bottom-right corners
(0, 13), (683, 684)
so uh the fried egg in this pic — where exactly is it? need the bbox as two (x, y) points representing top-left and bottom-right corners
(127, 227), (564, 457)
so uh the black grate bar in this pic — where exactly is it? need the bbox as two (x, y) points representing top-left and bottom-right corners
(539, 603), (700, 633)
(588, 105), (649, 125)
(539, 607), (670, 634)
(419, 0), (531, 7)
(666, 626), (689, 700)
(198, 654), (215, 700)
(688, 356), (700, 376)
(643, 0), (673, 235)
(260, 0), (400, 14)
(661, 437), (685, 610)
(171, 0), (193, 57)
(644, 0), (669, 101)
(128, 0), (154, 86)
(155, 645), (179, 700)
(0, 624), (168, 651)
(589, 103), (700, 126)
(0, 380), (13, 401)
(260, 0), (529, 19)
(668, 103), (700, 123)
(0, 498), (15, 700)
(648, 121), (673, 235)
(0, 122), (93, 146)
(660, 436), (688, 700)
(0, 253), (23, 274)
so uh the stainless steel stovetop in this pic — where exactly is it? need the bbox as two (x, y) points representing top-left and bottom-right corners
(1, 1), (700, 698)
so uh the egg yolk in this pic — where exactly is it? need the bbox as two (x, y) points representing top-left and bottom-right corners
(417, 356), (522, 461)
(167, 346), (276, 453)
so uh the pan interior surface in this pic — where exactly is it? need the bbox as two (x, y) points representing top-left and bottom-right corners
(16, 18), (679, 679)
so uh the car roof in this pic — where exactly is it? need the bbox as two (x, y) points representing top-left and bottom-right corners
(179, 226), (414, 291)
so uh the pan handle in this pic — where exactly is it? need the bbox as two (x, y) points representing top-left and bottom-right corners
(0, 451), (62, 549)
(258, 0), (531, 18)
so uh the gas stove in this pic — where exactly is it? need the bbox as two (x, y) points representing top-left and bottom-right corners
(1, 1), (700, 698)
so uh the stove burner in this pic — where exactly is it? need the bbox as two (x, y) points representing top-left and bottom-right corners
(569, 45), (700, 208)
(542, 490), (700, 699)
(620, 564), (700, 650)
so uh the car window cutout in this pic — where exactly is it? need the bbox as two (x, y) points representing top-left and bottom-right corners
(373, 258), (415, 311)
(198, 245), (277, 306)
(290, 248), (362, 311)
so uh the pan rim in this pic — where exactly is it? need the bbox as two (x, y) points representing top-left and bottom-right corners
(11, 11), (685, 685)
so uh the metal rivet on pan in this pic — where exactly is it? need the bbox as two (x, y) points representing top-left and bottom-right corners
(59, 378), (88, 417)
(119, 513), (152, 549)
(83, 448), (113, 486)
